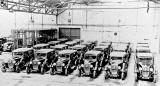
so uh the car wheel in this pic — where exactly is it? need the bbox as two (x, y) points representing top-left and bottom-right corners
(93, 70), (97, 78)
(41, 66), (45, 75)
(78, 69), (82, 77)
(16, 66), (21, 73)
(50, 68), (55, 75)
(65, 68), (68, 76)
(1, 65), (6, 73)
(26, 66), (31, 74)
(105, 71), (109, 80)
(135, 73), (139, 82)
(121, 72), (125, 80)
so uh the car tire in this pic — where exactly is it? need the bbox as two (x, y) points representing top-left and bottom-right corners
(41, 66), (45, 75)
(121, 72), (125, 80)
(135, 73), (139, 82)
(78, 69), (82, 77)
(1, 66), (6, 73)
(105, 72), (109, 80)
(26, 66), (31, 74)
(65, 68), (68, 76)
(93, 70), (97, 78)
(50, 68), (55, 75)
(16, 66), (21, 73)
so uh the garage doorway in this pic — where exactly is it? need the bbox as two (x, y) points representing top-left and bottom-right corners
(59, 28), (80, 40)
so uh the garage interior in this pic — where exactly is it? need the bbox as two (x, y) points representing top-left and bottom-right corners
(0, 0), (160, 86)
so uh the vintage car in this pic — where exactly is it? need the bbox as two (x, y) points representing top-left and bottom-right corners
(104, 52), (128, 80)
(26, 49), (57, 74)
(87, 40), (98, 49)
(111, 43), (132, 61)
(78, 50), (103, 78)
(3, 42), (14, 52)
(1, 48), (34, 73)
(81, 42), (93, 50)
(135, 53), (157, 82)
(49, 49), (78, 75)
(57, 38), (68, 44)
(93, 46), (109, 67)
(136, 47), (151, 53)
(48, 41), (60, 47)
(65, 41), (77, 47)
(69, 45), (87, 56)
(33, 44), (50, 52)
(50, 44), (68, 52)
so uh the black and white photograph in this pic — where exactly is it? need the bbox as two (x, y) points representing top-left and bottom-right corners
(0, 0), (160, 86)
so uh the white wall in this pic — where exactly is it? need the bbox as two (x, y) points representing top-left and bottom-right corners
(0, 9), (56, 37)
(57, 1), (160, 53)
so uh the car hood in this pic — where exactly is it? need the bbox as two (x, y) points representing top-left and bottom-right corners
(57, 58), (69, 63)
(84, 59), (96, 64)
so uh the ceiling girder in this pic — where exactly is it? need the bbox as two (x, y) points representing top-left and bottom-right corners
(0, 0), (69, 15)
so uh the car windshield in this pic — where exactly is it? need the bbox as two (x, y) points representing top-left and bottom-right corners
(114, 50), (125, 52)
(111, 57), (122, 60)
(85, 55), (96, 60)
(14, 52), (23, 56)
(55, 48), (63, 51)
(59, 54), (70, 58)
(34, 47), (43, 50)
(137, 50), (150, 53)
(139, 57), (153, 65)
(94, 48), (103, 51)
(36, 53), (46, 57)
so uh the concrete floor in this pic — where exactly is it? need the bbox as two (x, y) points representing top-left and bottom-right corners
(0, 52), (159, 86)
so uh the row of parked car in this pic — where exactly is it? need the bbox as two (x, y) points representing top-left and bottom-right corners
(1, 38), (132, 80)
(135, 42), (157, 82)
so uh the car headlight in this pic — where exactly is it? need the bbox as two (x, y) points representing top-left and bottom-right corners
(12, 60), (16, 63)
(38, 62), (41, 64)
(108, 66), (111, 69)
(62, 63), (65, 66)
(150, 68), (153, 72)
(53, 63), (56, 66)
(118, 66), (121, 69)
(139, 67), (142, 71)
(81, 64), (84, 67)
(90, 65), (93, 68)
